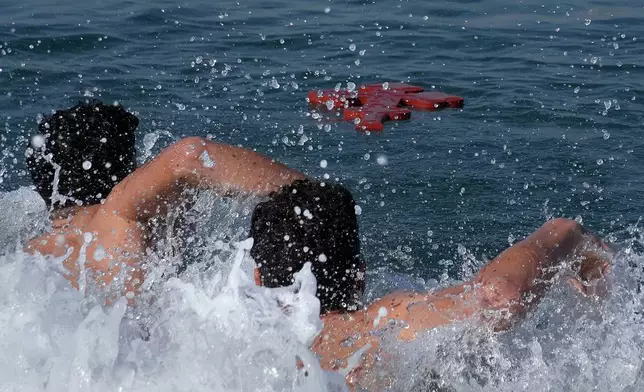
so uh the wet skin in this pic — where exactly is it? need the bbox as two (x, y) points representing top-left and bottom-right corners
(27, 137), (611, 388)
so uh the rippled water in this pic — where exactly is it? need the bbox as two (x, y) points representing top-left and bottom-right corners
(1, 0), (643, 390)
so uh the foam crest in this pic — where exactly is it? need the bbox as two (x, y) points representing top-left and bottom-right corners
(3, 188), (644, 391)
(372, 245), (644, 392)
(0, 190), (345, 392)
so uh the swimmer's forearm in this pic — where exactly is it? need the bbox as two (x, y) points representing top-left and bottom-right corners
(472, 218), (586, 319)
(368, 219), (592, 339)
(104, 137), (305, 222)
(174, 137), (306, 195)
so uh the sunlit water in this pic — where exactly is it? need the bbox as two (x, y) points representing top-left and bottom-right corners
(2, 188), (644, 391)
(0, 188), (348, 392)
(1, 0), (644, 390)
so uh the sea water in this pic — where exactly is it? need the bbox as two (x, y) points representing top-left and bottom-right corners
(1, 188), (643, 391)
(0, 188), (347, 392)
(2, 0), (644, 390)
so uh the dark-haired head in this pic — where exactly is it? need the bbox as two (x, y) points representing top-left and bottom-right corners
(26, 100), (138, 209)
(250, 179), (364, 314)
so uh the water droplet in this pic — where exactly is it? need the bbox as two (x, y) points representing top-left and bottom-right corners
(82, 161), (92, 170)
(200, 151), (216, 168)
(349, 43), (356, 52)
(324, 7), (331, 13)
(376, 155), (388, 165)
(320, 159), (328, 168)
(574, 86), (580, 94)
(596, 158), (604, 165)
(354, 205), (362, 215)
(318, 253), (328, 262)
(31, 135), (45, 149)
(457, 244), (467, 256)
(93, 245), (106, 262)
(347, 82), (356, 92)
(382, 82), (389, 90)
(584, 19), (592, 26)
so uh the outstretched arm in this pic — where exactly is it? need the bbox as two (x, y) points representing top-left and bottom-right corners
(317, 220), (611, 384)
(102, 137), (306, 223)
(470, 218), (609, 325)
(367, 218), (610, 339)
(80, 137), (305, 301)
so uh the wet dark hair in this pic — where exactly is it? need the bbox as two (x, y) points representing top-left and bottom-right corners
(250, 179), (363, 314)
(26, 100), (138, 209)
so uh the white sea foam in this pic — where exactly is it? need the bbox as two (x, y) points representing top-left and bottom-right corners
(368, 244), (644, 392)
(1, 188), (644, 391)
(0, 189), (346, 392)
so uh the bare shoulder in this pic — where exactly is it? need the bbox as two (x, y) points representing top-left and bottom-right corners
(25, 226), (84, 287)
(25, 205), (98, 257)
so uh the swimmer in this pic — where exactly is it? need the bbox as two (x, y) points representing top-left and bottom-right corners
(252, 188), (612, 388)
(25, 100), (612, 389)
(25, 100), (306, 295)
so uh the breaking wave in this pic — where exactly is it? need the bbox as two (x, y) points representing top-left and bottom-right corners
(1, 187), (643, 391)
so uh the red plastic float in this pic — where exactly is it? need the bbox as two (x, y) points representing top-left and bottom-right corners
(307, 82), (464, 131)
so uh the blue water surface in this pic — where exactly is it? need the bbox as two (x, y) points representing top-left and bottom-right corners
(0, 0), (643, 280)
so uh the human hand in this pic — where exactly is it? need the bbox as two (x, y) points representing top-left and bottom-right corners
(567, 250), (612, 298)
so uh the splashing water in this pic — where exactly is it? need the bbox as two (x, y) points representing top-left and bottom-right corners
(0, 189), (346, 392)
(2, 188), (644, 391)
(366, 244), (644, 391)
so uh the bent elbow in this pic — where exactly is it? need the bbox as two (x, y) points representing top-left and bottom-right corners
(480, 277), (526, 330)
(168, 137), (209, 160)
(162, 137), (211, 176)
(541, 218), (582, 240)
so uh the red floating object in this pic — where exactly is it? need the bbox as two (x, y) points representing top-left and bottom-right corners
(307, 82), (464, 131)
